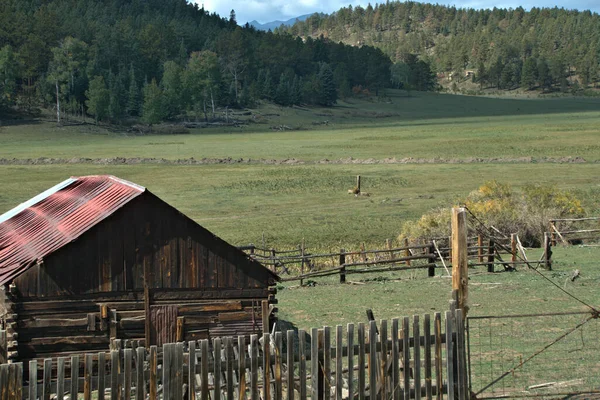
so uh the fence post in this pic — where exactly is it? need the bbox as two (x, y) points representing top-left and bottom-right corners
(261, 300), (270, 334)
(544, 232), (553, 270)
(404, 238), (411, 266)
(300, 240), (306, 287)
(452, 207), (469, 318)
(427, 243), (436, 277)
(339, 249), (346, 284)
(511, 234), (517, 266)
(549, 220), (557, 246)
(477, 235), (483, 264)
(487, 239), (495, 273)
(270, 248), (277, 274)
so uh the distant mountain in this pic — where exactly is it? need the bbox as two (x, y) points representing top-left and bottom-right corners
(249, 14), (314, 31)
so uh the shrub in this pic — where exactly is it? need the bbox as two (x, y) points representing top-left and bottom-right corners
(399, 181), (585, 247)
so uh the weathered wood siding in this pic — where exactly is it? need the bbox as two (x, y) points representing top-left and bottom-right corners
(13, 193), (275, 297)
(5, 192), (276, 362)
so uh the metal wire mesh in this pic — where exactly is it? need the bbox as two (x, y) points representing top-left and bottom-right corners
(468, 312), (600, 399)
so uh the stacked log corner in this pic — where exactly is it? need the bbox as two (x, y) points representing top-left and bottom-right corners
(0, 285), (18, 363)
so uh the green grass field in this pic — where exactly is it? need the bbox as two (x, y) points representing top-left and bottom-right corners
(2, 90), (600, 248)
(2, 90), (600, 391)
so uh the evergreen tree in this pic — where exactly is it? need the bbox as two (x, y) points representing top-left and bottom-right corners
(142, 79), (165, 125)
(85, 75), (110, 123)
(0, 45), (18, 109)
(521, 58), (538, 89)
(262, 69), (275, 100)
(126, 65), (140, 116)
(108, 71), (125, 122)
(275, 73), (290, 106)
(537, 58), (551, 90)
(161, 60), (183, 119)
(317, 62), (337, 106)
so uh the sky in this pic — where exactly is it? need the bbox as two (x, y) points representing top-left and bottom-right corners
(196, 0), (600, 24)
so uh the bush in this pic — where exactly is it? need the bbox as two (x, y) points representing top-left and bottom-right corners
(399, 181), (585, 247)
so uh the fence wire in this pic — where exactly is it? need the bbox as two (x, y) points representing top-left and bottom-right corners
(468, 312), (600, 399)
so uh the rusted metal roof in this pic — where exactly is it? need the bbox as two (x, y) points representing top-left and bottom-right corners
(0, 175), (145, 285)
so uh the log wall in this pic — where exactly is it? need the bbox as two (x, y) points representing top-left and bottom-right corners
(15, 291), (275, 362)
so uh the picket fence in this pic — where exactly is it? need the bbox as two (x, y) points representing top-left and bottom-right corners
(0, 308), (467, 400)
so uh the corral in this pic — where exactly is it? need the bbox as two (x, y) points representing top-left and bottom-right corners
(0, 176), (278, 365)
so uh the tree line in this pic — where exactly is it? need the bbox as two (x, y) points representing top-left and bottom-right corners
(0, 0), (392, 124)
(281, 1), (600, 91)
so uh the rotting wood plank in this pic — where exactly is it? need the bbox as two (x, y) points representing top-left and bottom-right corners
(71, 355), (79, 400)
(414, 316), (421, 400)
(28, 360), (37, 400)
(84, 354), (93, 400)
(43, 358), (51, 400)
(299, 330), (307, 400)
(369, 321), (377, 400)
(358, 323), (365, 400)
(402, 317), (410, 400)
(250, 334), (259, 400)
(98, 352), (106, 400)
(286, 330), (295, 400)
(392, 319), (400, 400)
(445, 311), (454, 400)
(336, 326), (343, 400)
(275, 332), (283, 400)
(149, 346), (157, 400)
(188, 341), (197, 400)
(201, 340), (209, 400)
(424, 315), (433, 400)
(434, 313), (443, 400)
(214, 338), (222, 400)
(347, 323), (354, 400)
(324, 326), (331, 400)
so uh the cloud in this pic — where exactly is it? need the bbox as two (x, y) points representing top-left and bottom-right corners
(196, 0), (600, 25)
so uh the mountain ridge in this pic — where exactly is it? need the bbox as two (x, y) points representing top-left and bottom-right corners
(249, 13), (314, 31)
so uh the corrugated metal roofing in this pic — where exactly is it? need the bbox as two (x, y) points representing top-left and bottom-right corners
(0, 175), (145, 285)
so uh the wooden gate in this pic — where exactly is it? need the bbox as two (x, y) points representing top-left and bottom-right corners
(150, 305), (178, 346)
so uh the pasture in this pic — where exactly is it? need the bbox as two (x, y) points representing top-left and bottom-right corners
(1, 90), (600, 249)
(3, 90), (600, 396)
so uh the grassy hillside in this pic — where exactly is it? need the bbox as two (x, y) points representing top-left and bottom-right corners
(2, 91), (599, 249)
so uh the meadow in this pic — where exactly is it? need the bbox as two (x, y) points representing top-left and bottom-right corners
(2, 90), (600, 249)
(3, 90), (600, 393)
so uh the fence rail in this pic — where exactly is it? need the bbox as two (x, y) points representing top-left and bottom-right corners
(0, 307), (468, 400)
(549, 217), (600, 246)
(239, 234), (551, 284)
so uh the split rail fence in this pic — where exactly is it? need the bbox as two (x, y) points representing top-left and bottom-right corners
(548, 217), (600, 246)
(239, 234), (551, 284)
(0, 306), (468, 400)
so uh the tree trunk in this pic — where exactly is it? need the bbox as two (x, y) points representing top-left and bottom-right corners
(210, 88), (215, 117)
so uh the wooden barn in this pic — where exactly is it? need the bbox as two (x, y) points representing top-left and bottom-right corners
(0, 175), (278, 363)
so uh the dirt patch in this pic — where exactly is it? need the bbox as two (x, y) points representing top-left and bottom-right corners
(0, 156), (591, 166)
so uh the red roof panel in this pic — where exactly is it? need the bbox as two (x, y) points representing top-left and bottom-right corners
(0, 176), (145, 285)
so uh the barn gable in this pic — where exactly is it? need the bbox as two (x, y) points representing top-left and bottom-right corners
(0, 176), (278, 362)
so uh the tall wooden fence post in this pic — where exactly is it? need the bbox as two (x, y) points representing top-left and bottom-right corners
(270, 248), (277, 274)
(549, 220), (557, 246)
(427, 243), (436, 277)
(544, 232), (553, 270)
(261, 300), (270, 334)
(452, 207), (469, 318)
(511, 234), (517, 266)
(477, 235), (484, 264)
(487, 239), (495, 273)
(339, 249), (346, 283)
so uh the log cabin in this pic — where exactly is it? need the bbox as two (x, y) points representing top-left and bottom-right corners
(0, 175), (278, 363)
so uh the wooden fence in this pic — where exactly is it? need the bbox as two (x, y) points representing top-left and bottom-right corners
(239, 234), (551, 284)
(549, 217), (600, 246)
(0, 307), (468, 400)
